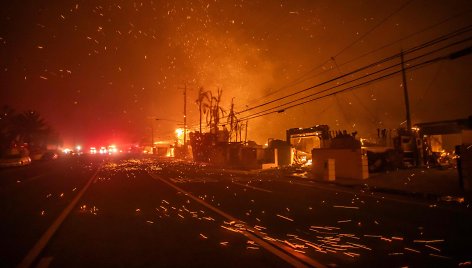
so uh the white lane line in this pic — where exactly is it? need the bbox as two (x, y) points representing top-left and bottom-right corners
(232, 181), (273, 193)
(18, 165), (102, 268)
(147, 171), (326, 268)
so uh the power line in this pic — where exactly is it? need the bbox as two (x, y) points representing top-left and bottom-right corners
(332, 57), (380, 128)
(337, 9), (472, 68)
(236, 25), (472, 115)
(238, 25), (472, 115)
(239, 59), (437, 121)
(237, 0), (419, 110)
(238, 16), (472, 112)
(238, 45), (471, 122)
(413, 61), (444, 112)
(185, 25), (472, 132)
(184, 42), (471, 137)
(333, 0), (414, 59)
(239, 39), (472, 120)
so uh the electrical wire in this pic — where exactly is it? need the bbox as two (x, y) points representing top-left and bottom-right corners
(333, 0), (414, 59)
(238, 0), (418, 110)
(238, 45), (471, 122)
(337, 9), (472, 68)
(252, 12), (472, 109)
(238, 36), (472, 120)
(186, 26), (472, 131)
(236, 25), (472, 115)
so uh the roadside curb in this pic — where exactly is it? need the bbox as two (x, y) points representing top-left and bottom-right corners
(287, 175), (470, 206)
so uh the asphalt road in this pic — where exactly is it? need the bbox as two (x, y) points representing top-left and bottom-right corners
(1, 155), (471, 267)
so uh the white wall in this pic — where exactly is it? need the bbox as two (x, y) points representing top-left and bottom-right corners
(312, 148), (368, 180)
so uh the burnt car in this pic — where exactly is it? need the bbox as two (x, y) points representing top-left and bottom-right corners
(0, 155), (32, 167)
(41, 151), (59, 160)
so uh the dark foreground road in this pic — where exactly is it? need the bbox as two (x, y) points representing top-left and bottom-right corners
(1, 156), (471, 267)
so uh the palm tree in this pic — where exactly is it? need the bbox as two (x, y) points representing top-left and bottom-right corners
(226, 98), (240, 142)
(205, 91), (213, 131)
(209, 88), (225, 134)
(0, 108), (60, 154)
(14, 110), (49, 148)
(195, 87), (210, 133)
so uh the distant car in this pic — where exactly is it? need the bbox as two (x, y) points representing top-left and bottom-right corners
(41, 151), (59, 160)
(0, 155), (32, 167)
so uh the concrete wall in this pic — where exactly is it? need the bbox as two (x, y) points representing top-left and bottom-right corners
(312, 148), (369, 180)
(209, 144), (263, 169)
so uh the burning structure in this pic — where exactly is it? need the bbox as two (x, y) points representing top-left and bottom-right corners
(189, 130), (264, 169)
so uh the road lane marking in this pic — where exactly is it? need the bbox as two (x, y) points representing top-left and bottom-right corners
(232, 181), (273, 193)
(147, 171), (326, 268)
(18, 166), (102, 268)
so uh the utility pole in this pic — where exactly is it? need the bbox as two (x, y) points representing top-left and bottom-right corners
(183, 84), (187, 147)
(229, 98), (234, 142)
(401, 50), (412, 132)
(239, 120), (242, 143)
(244, 120), (248, 144)
(401, 50), (420, 167)
(151, 125), (154, 147)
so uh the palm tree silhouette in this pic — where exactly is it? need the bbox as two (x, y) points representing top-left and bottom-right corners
(195, 87), (210, 133)
(14, 110), (49, 148)
(208, 88), (225, 134)
(226, 98), (239, 142)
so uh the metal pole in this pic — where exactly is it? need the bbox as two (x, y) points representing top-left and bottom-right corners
(230, 98), (234, 142)
(183, 84), (187, 147)
(401, 50), (412, 132)
(245, 120), (248, 144)
(401, 50), (420, 167)
(151, 125), (154, 149)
